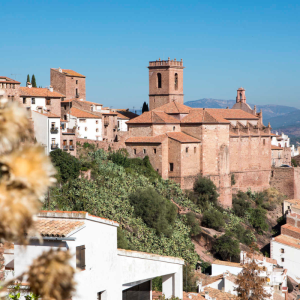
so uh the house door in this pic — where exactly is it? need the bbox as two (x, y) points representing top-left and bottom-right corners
(122, 281), (150, 300)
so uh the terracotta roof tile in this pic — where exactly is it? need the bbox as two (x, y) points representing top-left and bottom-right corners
(153, 101), (191, 114)
(52, 69), (85, 78)
(206, 108), (258, 121)
(181, 109), (227, 123)
(127, 111), (180, 124)
(0, 76), (20, 84)
(212, 260), (243, 268)
(167, 132), (201, 143)
(70, 107), (101, 119)
(116, 110), (139, 120)
(282, 224), (300, 234)
(116, 112), (129, 120)
(20, 87), (64, 98)
(34, 219), (85, 237)
(200, 287), (238, 300)
(271, 145), (283, 150)
(126, 134), (167, 144)
(274, 234), (300, 249)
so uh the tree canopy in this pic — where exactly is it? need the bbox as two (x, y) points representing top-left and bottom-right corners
(142, 101), (149, 113)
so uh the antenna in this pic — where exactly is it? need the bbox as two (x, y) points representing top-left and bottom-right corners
(11, 74), (21, 80)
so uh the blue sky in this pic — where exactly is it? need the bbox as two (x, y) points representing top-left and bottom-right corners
(1, 0), (300, 109)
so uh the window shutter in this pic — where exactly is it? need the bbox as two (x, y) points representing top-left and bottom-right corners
(80, 246), (86, 270)
(76, 245), (86, 270)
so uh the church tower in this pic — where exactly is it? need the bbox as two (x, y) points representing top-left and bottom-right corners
(148, 58), (184, 110)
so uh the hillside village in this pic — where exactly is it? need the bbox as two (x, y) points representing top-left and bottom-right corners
(1, 59), (300, 300)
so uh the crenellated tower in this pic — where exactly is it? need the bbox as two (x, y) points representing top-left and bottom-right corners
(148, 58), (184, 110)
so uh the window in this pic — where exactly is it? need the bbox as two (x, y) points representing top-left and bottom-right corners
(174, 73), (178, 90)
(194, 147), (196, 153)
(169, 163), (174, 172)
(143, 149), (146, 154)
(281, 258), (284, 262)
(51, 122), (55, 129)
(85, 127), (87, 131)
(96, 120), (98, 124)
(76, 88), (78, 96)
(76, 245), (86, 270)
(186, 147), (189, 153)
(64, 105), (67, 110)
(134, 149), (136, 155)
(46, 98), (51, 105)
(70, 140), (73, 146)
(263, 139), (265, 145)
(96, 128), (99, 132)
(51, 138), (55, 145)
(153, 148), (156, 154)
(240, 93), (242, 100)
(281, 249), (285, 253)
(78, 127), (80, 130)
(118, 121), (120, 128)
(173, 126), (175, 131)
(79, 119), (86, 123)
(157, 73), (162, 88)
(63, 140), (67, 146)
(23, 98), (26, 104)
(64, 115), (67, 120)
(76, 80), (78, 84)
(31, 98), (35, 104)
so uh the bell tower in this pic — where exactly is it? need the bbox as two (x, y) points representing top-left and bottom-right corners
(236, 87), (246, 103)
(148, 58), (185, 110)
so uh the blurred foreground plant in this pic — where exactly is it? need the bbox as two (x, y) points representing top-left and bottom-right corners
(0, 91), (76, 299)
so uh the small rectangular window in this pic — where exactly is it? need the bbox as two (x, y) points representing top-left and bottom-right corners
(169, 163), (174, 172)
(263, 139), (266, 146)
(46, 98), (51, 105)
(186, 147), (189, 153)
(76, 80), (78, 84)
(64, 105), (67, 110)
(96, 120), (98, 124)
(143, 149), (146, 154)
(281, 258), (284, 262)
(23, 97), (26, 104)
(194, 147), (196, 153)
(31, 98), (35, 104)
(85, 127), (87, 131)
(134, 149), (136, 155)
(281, 249), (285, 253)
(76, 245), (86, 270)
(153, 148), (156, 154)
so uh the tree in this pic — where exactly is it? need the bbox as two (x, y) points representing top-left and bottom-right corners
(142, 101), (149, 113)
(31, 74), (37, 87)
(193, 176), (219, 208)
(235, 252), (271, 300)
(201, 210), (225, 231)
(185, 212), (201, 236)
(213, 232), (240, 261)
(291, 158), (297, 167)
(27, 74), (30, 84)
(50, 149), (81, 182)
(129, 187), (177, 237)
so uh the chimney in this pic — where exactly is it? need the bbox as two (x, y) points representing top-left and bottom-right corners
(58, 67), (62, 73)
(197, 280), (203, 293)
(48, 85), (53, 92)
(27, 82), (32, 88)
(205, 291), (209, 300)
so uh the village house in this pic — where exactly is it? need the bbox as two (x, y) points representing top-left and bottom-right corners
(125, 59), (273, 207)
(271, 202), (300, 282)
(271, 145), (291, 167)
(12, 211), (184, 300)
(0, 76), (21, 103)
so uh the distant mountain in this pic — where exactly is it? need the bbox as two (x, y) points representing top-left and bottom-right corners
(185, 98), (298, 120)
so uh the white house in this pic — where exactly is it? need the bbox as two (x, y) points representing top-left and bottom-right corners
(116, 112), (129, 131)
(271, 205), (300, 283)
(69, 107), (102, 140)
(31, 111), (61, 154)
(14, 211), (183, 300)
(271, 132), (290, 148)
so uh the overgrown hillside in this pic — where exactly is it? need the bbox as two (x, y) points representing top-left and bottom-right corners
(47, 143), (286, 284)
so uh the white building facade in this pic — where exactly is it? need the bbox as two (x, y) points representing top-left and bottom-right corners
(14, 211), (183, 300)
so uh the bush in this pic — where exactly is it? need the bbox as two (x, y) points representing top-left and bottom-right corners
(249, 207), (269, 234)
(232, 194), (251, 218)
(213, 232), (240, 261)
(201, 210), (225, 231)
(193, 176), (219, 208)
(231, 174), (236, 186)
(50, 149), (81, 182)
(185, 212), (201, 236)
(152, 277), (162, 292)
(233, 224), (253, 246)
(129, 187), (177, 237)
(117, 227), (130, 250)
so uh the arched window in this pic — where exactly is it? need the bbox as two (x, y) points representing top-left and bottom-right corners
(157, 73), (162, 89)
(240, 93), (242, 100)
(174, 73), (178, 90)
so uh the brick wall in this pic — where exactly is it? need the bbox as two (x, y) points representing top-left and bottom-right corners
(281, 225), (300, 239)
(128, 124), (153, 137)
(50, 69), (66, 96)
(2, 84), (21, 103)
(48, 98), (62, 117)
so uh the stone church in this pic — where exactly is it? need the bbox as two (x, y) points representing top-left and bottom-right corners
(125, 58), (272, 207)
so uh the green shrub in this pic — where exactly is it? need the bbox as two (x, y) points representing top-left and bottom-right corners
(117, 227), (131, 250)
(232, 194), (251, 218)
(213, 232), (240, 261)
(50, 149), (81, 182)
(233, 224), (253, 246)
(152, 277), (162, 292)
(292, 158), (297, 167)
(129, 187), (177, 237)
(231, 174), (236, 186)
(185, 212), (201, 236)
(193, 176), (219, 208)
(201, 210), (225, 231)
(249, 207), (269, 234)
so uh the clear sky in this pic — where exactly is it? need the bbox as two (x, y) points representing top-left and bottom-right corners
(1, 0), (300, 109)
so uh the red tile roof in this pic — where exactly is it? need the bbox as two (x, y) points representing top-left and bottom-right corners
(70, 107), (101, 119)
(274, 234), (300, 249)
(271, 145), (283, 150)
(126, 134), (167, 144)
(282, 224), (300, 234)
(181, 108), (225, 123)
(52, 69), (85, 78)
(116, 112), (129, 120)
(206, 108), (259, 121)
(20, 87), (64, 98)
(127, 111), (180, 124)
(167, 132), (201, 143)
(212, 260), (243, 268)
(34, 219), (85, 237)
(0, 76), (20, 84)
(200, 287), (238, 300)
(61, 99), (102, 106)
(153, 101), (191, 114)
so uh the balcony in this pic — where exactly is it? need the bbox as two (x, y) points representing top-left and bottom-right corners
(69, 145), (75, 151)
(50, 127), (59, 134)
(63, 145), (68, 151)
(104, 120), (109, 126)
(51, 143), (59, 150)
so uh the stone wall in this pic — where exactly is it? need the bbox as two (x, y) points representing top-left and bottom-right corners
(61, 133), (77, 156)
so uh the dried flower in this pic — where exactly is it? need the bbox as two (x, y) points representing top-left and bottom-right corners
(0, 145), (56, 199)
(0, 100), (31, 153)
(0, 184), (41, 242)
(27, 249), (76, 300)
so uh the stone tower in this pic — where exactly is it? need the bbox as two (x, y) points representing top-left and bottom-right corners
(236, 87), (246, 103)
(148, 58), (184, 110)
